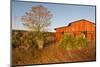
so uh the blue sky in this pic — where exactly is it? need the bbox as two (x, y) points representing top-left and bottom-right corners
(12, 1), (96, 32)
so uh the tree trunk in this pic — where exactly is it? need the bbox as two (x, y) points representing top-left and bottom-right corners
(37, 39), (44, 49)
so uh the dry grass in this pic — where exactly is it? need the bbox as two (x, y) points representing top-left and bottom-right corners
(12, 41), (96, 65)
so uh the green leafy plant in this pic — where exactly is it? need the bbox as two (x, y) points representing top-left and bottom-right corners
(75, 33), (88, 49)
(59, 33), (88, 50)
(59, 33), (75, 50)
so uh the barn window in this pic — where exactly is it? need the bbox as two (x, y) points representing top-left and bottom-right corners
(62, 32), (64, 35)
(82, 31), (87, 38)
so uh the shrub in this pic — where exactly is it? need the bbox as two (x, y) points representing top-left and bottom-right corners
(34, 32), (46, 49)
(12, 31), (37, 49)
(59, 33), (76, 50)
(75, 34), (88, 49)
(59, 33), (88, 50)
(12, 32), (21, 48)
(12, 30), (49, 49)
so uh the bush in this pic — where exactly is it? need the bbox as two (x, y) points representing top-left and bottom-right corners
(12, 32), (21, 48)
(12, 31), (37, 49)
(75, 33), (88, 49)
(12, 30), (50, 49)
(59, 33), (88, 50)
(34, 32), (45, 49)
(59, 33), (75, 50)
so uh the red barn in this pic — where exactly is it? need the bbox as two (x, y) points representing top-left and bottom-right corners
(55, 19), (96, 41)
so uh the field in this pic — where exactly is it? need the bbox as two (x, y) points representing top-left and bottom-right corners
(12, 30), (96, 66)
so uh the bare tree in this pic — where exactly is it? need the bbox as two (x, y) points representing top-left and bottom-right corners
(22, 5), (52, 31)
(21, 5), (53, 49)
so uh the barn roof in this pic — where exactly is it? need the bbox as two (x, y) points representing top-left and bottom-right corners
(68, 19), (95, 26)
(55, 19), (95, 30)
